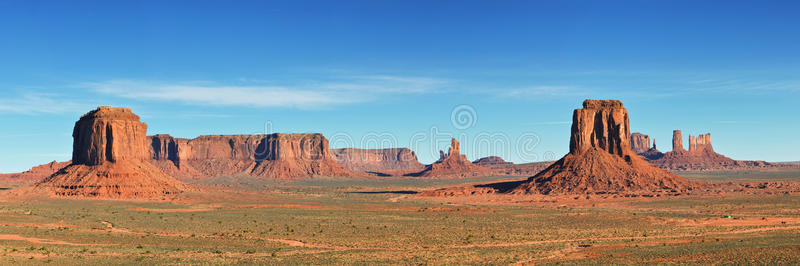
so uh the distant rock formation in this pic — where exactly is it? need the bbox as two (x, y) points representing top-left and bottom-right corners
(472, 156), (513, 166)
(651, 131), (771, 171)
(484, 161), (552, 177)
(147, 133), (355, 179)
(513, 100), (693, 194)
(332, 148), (424, 172)
(630, 133), (651, 154)
(410, 138), (491, 178)
(0, 161), (71, 186)
(638, 140), (665, 161)
(471, 155), (551, 177)
(36, 107), (190, 199)
(630, 133), (665, 160)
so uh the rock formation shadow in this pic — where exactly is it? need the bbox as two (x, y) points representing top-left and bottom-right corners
(349, 190), (418, 195)
(475, 179), (527, 193)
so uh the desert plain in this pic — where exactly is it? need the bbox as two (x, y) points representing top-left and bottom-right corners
(1, 169), (800, 264)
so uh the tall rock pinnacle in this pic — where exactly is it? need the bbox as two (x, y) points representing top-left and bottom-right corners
(672, 130), (685, 152)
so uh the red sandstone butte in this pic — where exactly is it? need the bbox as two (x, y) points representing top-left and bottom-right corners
(513, 100), (693, 194)
(410, 138), (491, 178)
(35, 107), (190, 199)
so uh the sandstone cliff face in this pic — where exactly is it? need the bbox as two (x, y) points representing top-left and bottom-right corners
(569, 100), (630, 157)
(410, 138), (491, 178)
(71, 107), (149, 165)
(513, 100), (693, 194)
(630, 133), (651, 154)
(147, 133), (354, 179)
(148, 134), (204, 180)
(333, 148), (424, 172)
(36, 107), (189, 199)
(250, 133), (354, 179)
(651, 131), (770, 171)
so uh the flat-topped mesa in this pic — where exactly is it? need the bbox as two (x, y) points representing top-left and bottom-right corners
(249, 133), (355, 179)
(513, 99), (693, 194)
(146, 133), (355, 179)
(631, 133), (651, 154)
(256, 133), (332, 161)
(672, 130), (685, 152)
(569, 100), (630, 157)
(72, 106), (149, 165)
(37, 107), (189, 199)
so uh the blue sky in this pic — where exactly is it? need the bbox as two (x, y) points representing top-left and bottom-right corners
(1, 0), (799, 173)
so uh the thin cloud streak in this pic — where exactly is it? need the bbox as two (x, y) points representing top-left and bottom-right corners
(86, 80), (357, 109)
(0, 93), (90, 114)
(83, 76), (453, 109)
(499, 86), (582, 97)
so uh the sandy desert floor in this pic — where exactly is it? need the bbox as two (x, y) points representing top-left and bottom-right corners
(0, 169), (799, 264)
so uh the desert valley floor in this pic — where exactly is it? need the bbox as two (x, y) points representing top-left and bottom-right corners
(1, 168), (799, 264)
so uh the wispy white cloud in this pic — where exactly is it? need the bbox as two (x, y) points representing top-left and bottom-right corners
(82, 75), (452, 109)
(0, 93), (90, 114)
(85, 80), (355, 109)
(499, 86), (582, 97)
